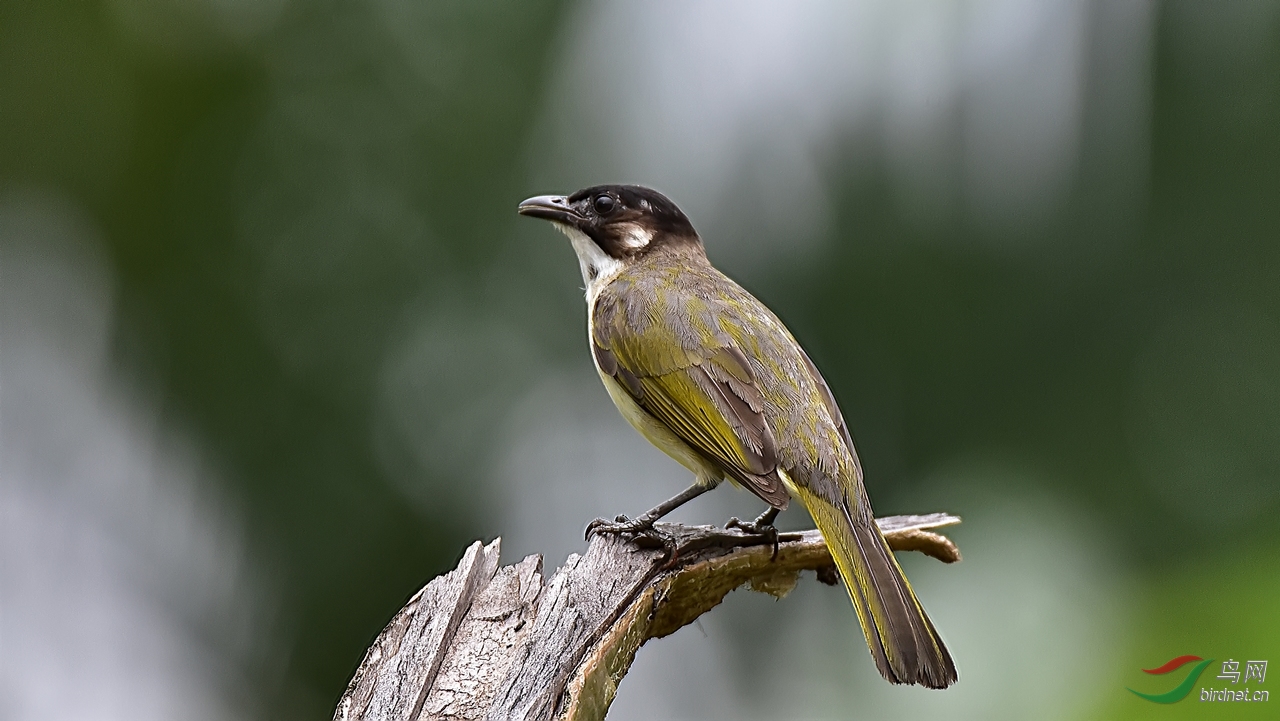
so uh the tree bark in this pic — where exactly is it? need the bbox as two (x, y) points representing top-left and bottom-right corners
(334, 513), (961, 721)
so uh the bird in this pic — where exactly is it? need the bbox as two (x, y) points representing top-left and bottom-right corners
(517, 184), (957, 689)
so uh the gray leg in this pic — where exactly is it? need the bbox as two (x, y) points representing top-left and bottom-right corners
(585, 483), (712, 539)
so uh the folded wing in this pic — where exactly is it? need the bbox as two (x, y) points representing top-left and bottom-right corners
(592, 311), (789, 509)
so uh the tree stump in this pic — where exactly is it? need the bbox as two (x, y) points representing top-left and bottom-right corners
(334, 513), (962, 721)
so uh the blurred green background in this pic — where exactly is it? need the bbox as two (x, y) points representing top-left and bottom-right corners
(2, 1), (1277, 719)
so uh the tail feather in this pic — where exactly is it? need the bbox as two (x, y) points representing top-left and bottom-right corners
(796, 485), (957, 689)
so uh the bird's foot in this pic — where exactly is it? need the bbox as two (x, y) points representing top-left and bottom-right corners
(725, 513), (781, 560)
(586, 514), (680, 565)
(585, 513), (656, 539)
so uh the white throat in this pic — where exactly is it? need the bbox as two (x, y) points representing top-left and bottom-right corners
(554, 222), (625, 304)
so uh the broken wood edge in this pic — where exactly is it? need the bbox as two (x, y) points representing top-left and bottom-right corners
(553, 514), (962, 721)
(336, 539), (504, 721)
(332, 513), (961, 721)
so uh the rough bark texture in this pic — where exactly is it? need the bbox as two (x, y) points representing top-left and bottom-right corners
(334, 513), (961, 721)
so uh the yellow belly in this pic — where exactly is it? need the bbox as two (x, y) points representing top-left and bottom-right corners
(596, 368), (725, 487)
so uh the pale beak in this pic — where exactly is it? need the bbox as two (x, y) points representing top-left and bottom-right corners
(517, 194), (580, 224)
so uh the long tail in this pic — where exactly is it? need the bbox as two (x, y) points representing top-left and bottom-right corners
(794, 484), (957, 689)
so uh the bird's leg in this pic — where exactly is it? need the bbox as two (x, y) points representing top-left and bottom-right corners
(726, 506), (782, 559)
(585, 483), (712, 540)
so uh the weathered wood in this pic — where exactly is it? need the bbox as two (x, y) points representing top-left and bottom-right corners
(334, 513), (961, 721)
(336, 540), (504, 721)
(422, 553), (544, 719)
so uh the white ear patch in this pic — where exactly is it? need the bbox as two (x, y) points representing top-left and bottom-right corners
(619, 223), (653, 250)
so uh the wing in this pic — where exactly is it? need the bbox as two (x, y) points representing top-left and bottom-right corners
(592, 296), (790, 508)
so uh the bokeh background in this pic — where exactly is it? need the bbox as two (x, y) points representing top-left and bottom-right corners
(3, 1), (1278, 719)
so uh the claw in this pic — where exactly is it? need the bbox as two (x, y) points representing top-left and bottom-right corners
(584, 517), (681, 566)
(632, 527), (680, 567)
(585, 514), (657, 540)
(725, 515), (781, 560)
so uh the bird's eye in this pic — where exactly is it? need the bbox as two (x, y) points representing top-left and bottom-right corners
(593, 195), (616, 214)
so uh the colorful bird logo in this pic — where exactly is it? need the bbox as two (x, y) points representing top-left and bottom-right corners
(1128, 655), (1214, 703)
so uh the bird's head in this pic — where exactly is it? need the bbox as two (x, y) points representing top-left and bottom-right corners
(518, 185), (701, 284)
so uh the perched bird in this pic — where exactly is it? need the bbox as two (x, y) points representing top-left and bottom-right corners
(518, 185), (957, 689)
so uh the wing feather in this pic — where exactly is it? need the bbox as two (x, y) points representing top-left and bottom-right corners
(593, 298), (788, 507)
